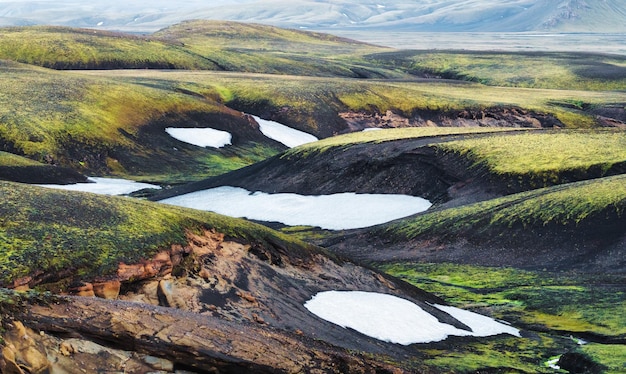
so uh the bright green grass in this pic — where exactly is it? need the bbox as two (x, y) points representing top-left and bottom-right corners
(382, 174), (626, 239)
(0, 181), (311, 286)
(0, 26), (215, 70)
(579, 344), (626, 374)
(288, 127), (526, 156)
(0, 152), (41, 167)
(381, 262), (626, 336)
(436, 130), (626, 177)
(380, 262), (626, 371)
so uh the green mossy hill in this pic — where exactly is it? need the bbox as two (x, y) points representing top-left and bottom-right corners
(381, 262), (625, 372)
(85, 70), (626, 138)
(368, 51), (626, 91)
(0, 26), (216, 70)
(0, 181), (314, 289)
(380, 174), (626, 244)
(435, 129), (626, 192)
(0, 61), (281, 183)
(152, 20), (394, 78)
(0, 22), (394, 78)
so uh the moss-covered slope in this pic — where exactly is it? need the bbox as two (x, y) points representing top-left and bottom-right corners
(0, 21), (395, 78)
(0, 26), (216, 70)
(0, 61), (283, 183)
(0, 180), (308, 287)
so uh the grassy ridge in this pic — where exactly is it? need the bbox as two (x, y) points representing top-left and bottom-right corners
(436, 130), (626, 188)
(77, 70), (626, 135)
(0, 26), (216, 70)
(381, 174), (626, 240)
(0, 181), (309, 287)
(0, 152), (42, 167)
(152, 20), (395, 78)
(369, 51), (626, 91)
(0, 22), (395, 78)
(0, 61), (282, 182)
(287, 127), (527, 156)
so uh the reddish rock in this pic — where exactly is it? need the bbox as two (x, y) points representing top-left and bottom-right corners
(92, 280), (121, 300)
(68, 282), (95, 297)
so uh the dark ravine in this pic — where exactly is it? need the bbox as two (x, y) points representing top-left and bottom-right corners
(151, 131), (531, 206)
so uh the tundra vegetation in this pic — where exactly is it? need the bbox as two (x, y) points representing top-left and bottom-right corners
(0, 20), (624, 373)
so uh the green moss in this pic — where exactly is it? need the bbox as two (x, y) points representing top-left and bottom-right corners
(0, 152), (42, 167)
(380, 262), (625, 372)
(0, 62), (280, 182)
(0, 26), (216, 70)
(0, 181), (312, 286)
(288, 127), (524, 157)
(382, 174), (626, 240)
(436, 130), (626, 177)
(579, 344), (626, 374)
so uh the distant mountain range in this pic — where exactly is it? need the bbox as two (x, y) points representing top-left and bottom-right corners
(1, 0), (625, 33)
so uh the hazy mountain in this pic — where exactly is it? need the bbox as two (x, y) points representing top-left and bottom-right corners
(0, 0), (624, 33)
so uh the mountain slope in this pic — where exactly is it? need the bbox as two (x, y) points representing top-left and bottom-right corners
(0, 60), (284, 183)
(1, 0), (625, 33)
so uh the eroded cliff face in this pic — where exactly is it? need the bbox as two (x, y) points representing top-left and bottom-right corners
(339, 107), (562, 131)
(0, 229), (445, 373)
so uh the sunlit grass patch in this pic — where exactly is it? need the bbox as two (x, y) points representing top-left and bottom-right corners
(0, 152), (41, 167)
(382, 174), (626, 240)
(0, 26), (216, 70)
(579, 344), (626, 374)
(288, 126), (524, 156)
(436, 130), (626, 177)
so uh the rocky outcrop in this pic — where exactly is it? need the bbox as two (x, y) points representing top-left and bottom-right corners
(1, 298), (407, 374)
(340, 107), (562, 131)
(0, 227), (467, 372)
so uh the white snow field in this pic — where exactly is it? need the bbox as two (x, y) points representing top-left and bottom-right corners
(304, 291), (520, 345)
(160, 186), (432, 230)
(165, 127), (232, 148)
(251, 115), (318, 148)
(38, 177), (161, 196)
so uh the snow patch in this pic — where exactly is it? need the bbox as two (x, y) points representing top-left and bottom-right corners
(38, 177), (161, 196)
(160, 186), (431, 230)
(304, 291), (520, 345)
(251, 115), (318, 148)
(165, 127), (232, 148)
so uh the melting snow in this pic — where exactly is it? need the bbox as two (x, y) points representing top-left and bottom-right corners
(251, 115), (318, 148)
(160, 186), (431, 230)
(165, 127), (232, 148)
(38, 177), (161, 196)
(304, 291), (520, 345)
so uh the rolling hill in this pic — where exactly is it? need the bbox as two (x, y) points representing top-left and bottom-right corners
(0, 19), (625, 373)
